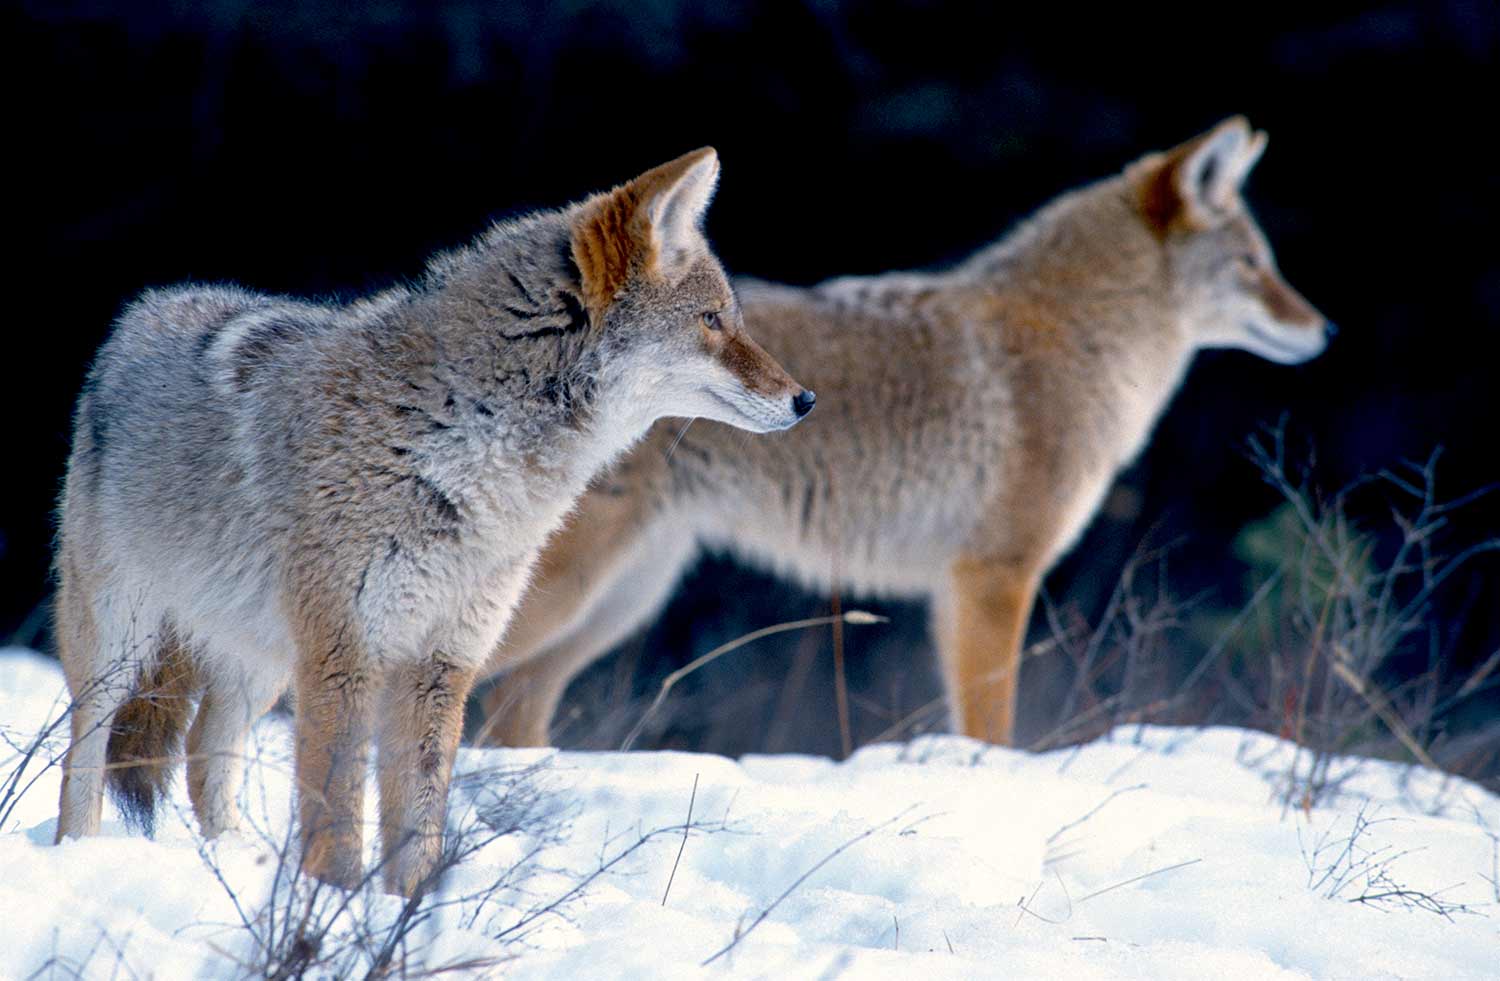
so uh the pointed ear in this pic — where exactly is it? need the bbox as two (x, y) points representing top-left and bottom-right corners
(633, 146), (719, 275)
(571, 147), (720, 314)
(1131, 117), (1268, 234)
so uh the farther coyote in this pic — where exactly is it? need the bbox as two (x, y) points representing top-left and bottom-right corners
(478, 117), (1330, 748)
(54, 148), (812, 895)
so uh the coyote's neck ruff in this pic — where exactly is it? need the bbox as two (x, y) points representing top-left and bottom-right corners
(340, 222), (624, 540)
(477, 117), (1330, 749)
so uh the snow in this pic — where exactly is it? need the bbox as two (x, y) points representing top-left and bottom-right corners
(1, 646), (1496, 979)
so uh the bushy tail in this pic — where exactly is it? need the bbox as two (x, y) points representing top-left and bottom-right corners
(105, 635), (198, 835)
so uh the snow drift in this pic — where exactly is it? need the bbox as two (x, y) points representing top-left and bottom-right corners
(1, 648), (1495, 979)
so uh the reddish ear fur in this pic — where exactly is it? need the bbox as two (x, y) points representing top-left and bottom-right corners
(1135, 149), (1187, 237)
(1131, 116), (1265, 236)
(571, 147), (719, 315)
(572, 183), (646, 315)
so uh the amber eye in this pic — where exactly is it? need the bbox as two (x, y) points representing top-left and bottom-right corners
(702, 311), (723, 331)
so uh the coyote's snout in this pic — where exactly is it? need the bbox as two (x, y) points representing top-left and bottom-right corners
(476, 116), (1334, 751)
(698, 318), (816, 432)
(616, 279), (814, 434)
(1237, 263), (1330, 364)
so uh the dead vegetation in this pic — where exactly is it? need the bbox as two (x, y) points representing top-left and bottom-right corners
(1300, 802), (1480, 920)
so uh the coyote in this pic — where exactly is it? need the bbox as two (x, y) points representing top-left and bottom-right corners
(478, 117), (1330, 748)
(54, 148), (812, 895)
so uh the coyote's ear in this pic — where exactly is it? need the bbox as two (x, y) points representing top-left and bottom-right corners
(571, 148), (720, 314)
(633, 146), (720, 276)
(1132, 116), (1268, 234)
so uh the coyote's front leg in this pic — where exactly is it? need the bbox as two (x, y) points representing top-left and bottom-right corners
(293, 614), (374, 891)
(377, 653), (478, 897)
(934, 555), (1041, 745)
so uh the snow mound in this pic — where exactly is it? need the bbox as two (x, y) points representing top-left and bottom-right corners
(1, 648), (1495, 978)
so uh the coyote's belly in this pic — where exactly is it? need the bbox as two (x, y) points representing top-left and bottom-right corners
(680, 422), (997, 597)
(706, 512), (965, 597)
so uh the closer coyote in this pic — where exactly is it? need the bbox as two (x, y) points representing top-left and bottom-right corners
(54, 147), (812, 895)
(478, 117), (1330, 748)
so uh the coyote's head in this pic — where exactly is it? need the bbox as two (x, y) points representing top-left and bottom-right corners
(1129, 117), (1332, 364)
(570, 148), (814, 434)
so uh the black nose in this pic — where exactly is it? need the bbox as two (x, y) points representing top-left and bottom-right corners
(1323, 321), (1339, 339)
(792, 389), (816, 417)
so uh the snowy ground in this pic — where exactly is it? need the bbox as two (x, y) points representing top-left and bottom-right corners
(2, 647), (1497, 979)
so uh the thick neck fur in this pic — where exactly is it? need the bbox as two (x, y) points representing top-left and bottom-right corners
(959, 175), (1183, 342)
(832, 174), (1191, 376)
(312, 212), (646, 531)
(408, 213), (602, 429)
(953, 175), (1196, 468)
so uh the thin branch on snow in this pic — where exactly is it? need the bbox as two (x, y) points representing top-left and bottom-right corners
(660, 772), (699, 907)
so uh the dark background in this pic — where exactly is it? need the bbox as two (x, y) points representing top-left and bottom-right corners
(8, 3), (1498, 777)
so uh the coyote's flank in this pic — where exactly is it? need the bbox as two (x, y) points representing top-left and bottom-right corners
(54, 147), (812, 896)
(479, 117), (1331, 748)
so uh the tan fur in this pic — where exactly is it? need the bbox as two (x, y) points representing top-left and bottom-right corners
(939, 556), (1040, 743)
(477, 117), (1332, 748)
(54, 561), (106, 838)
(286, 594), (375, 890)
(376, 655), (472, 896)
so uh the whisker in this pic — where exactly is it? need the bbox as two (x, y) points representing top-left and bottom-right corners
(664, 419), (696, 465)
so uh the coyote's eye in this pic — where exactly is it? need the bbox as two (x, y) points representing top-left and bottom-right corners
(1238, 252), (1260, 271)
(702, 311), (723, 331)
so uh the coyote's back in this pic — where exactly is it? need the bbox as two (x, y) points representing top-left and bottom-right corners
(63, 288), (347, 671)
